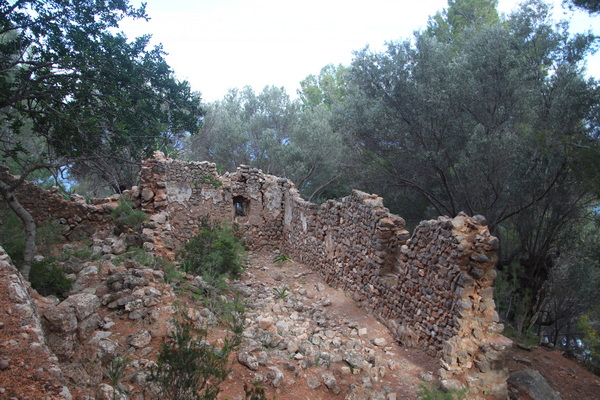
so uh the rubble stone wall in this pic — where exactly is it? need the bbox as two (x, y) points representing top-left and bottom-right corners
(0, 166), (121, 241)
(0, 153), (509, 397)
(138, 153), (508, 397)
(0, 246), (72, 399)
(137, 153), (291, 257)
(281, 187), (509, 397)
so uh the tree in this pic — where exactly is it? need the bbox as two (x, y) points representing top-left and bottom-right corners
(339, 0), (599, 328)
(298, 64), (349, 109)
(185, 85), (350, 200)
(427, 0), (500, 44)
(0, 0), (202, 279)
(564, 0), (600, 14)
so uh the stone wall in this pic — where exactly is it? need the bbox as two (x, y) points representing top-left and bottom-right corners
(0, 153), (510, 398)
(137, 153), (509, 398)
(280, 187), (510, 397)
(137, 152), (290, 257)
(0, 166), (122, 241)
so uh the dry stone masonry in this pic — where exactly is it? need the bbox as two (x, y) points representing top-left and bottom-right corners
(1, 151), (510, 398)
(136, 152), (510, 398)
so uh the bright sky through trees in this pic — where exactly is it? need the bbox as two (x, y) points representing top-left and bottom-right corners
(120, 0), (599, 101)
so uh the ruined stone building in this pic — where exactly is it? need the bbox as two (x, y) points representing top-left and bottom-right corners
(0, 151), (511, 398)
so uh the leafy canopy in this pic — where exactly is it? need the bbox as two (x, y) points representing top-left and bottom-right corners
(0, 0), (202, 176)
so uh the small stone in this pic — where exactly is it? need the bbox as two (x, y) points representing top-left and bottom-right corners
(373, 338), (387, 347)
(306, 374), (321, 389)
(267, 366), (284, 388)
(358, 328), (368, 337)
(127, 329), (152, 349)
(0, 359), (9, 370)
(321, 372), (340, 394)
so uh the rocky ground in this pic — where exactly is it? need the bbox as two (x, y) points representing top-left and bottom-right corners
(1, 249), (600, 399)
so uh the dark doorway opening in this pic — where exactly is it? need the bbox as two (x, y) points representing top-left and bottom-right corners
(233, 195), (250, 217)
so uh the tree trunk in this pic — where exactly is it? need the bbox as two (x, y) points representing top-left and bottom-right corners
(0, 179), (36, 280)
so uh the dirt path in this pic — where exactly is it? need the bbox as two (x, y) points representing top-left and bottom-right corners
(218, 251), (439, 400)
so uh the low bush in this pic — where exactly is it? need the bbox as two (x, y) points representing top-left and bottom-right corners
(110, 198), (147, 233)
(416, 380), (467, 400)
(29, 258), (73, 298)
(177, 218), (246, 279)
(149, 311), (244, 400)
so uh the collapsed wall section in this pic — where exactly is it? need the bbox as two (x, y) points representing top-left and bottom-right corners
(139, 153), (508, 398)
(137, 152), (290, 256)
(280, 185), (509, 398)
(0, 166), (121, 241)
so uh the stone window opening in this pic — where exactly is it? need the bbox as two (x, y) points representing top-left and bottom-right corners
(233, 196), (250, 217)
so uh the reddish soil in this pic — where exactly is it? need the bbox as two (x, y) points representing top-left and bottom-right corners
(2, 251), (600, 399)
(507, 345), (600, 400)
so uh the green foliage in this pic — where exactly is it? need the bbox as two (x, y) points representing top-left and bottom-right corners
(115, 247), (172, 271)
(578, 310), (600, 366)
(494, 262), (533, 332)
(29, 259), (73, 298)
(111, 198), (148, 232)
(0, 206), (63, 266)
(501, 324), (539, 348)
(298, 64), (349, 108)
(194, 174), (223, 189)
(184, 85), (350, 201)
(244, 380), (276, 400)
(416, 380), (468, 400)
(0, 0), (202, 186)
(148, 312), (243, 400)
(103, 350), (138, 400)
(272, 253), (292, 264)
(273, 286), (290, 300)
(177, 218), (246, 279)
(426, 0), (500, 44)
(164, 263), (185, 284)
(567, 0), (600, 13)
(341, 0), (599, 330)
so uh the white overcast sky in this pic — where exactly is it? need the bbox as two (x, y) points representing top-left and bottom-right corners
(120, 0), (599, 102)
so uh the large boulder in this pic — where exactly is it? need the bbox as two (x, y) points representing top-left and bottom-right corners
(508, 369), (562, 400)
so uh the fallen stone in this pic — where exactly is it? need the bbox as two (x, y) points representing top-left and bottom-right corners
(127, 329), (152, 349)
(322, 372), (340, 394)
(343, 349), (365, 369)
(306, 374), (321, 389)
(60, 293), (101, 321)
(238, 347), (259, 371)
(267, 366), (284, 388)
(508, 369), (562, 400)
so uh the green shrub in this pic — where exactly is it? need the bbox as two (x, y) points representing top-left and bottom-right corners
(148, 313), (243, 400)
(56, 240), (101, 263)
(103, 349), (139, 400)
(416, 381), (467, 400)
(177, 218), (246, 279)
(0, 206), (63, 266)
(273, 285), (290, 299)
(272, 253), (292, 265)
(578, 309), (600, 373)
(29, 258), (73, 298)
(244, 380), (275, 400)
(115, 247), (172, 271)
(110, 198), (147, 233)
